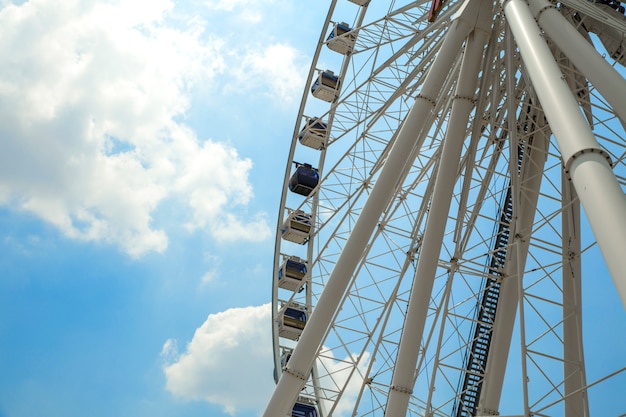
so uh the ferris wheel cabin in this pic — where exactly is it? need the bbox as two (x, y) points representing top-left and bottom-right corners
(326, 22), (356, 55)
(277, 256), (307, 291)
(281, 210), (312, 244)
(298, 117), (328, 150)
(347, 0), (370, 5)
(289, 163), (319, 197)
(278, 303), (307, 340)
(311, 70), (341, 102)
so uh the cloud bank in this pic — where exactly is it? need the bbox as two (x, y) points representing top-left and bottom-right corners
(0, 0), (304, 256)
(162, 304), (371, 417)
(162, 304), (275, 415)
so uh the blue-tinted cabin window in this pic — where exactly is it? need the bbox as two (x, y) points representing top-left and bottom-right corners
(286, 259), (307, 276)
(326, 22), (352, 41)
(289, 163), (319, 196)
(298, 118), (327, 138)
(321, 72), (340, 86)
(284, 307), (307, 330)
(285, 307), (306, 322)
(311, 71), (340, 92)
(291, 402), (318, 417)
(291, 211), (312, 226)
(309, 118), (327, 130)
(293, 213), (311, 224)
(279, 259), (307, 281)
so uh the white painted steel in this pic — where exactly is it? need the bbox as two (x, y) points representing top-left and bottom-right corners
(264, 11), (473, 417)
(561, 178), (589, 417)
(527, 0), (626, 123)
(478, 112), (550, 415)
(504, 0), (626, 308)
(267, 1), (626, 416)
(386, 2), (492, 414)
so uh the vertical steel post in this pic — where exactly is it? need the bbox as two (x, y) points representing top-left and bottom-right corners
(477, 123), (550, 415)
(385, 11), (492, 416)
(477, 24), (552, 410)
(562, 176), (589, 417)
(504, 0), (626, 308)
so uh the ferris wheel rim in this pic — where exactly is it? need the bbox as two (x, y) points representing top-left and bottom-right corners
(269, 1), (626, 416)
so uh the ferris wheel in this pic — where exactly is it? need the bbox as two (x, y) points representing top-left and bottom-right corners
(268, 0), (626, 416)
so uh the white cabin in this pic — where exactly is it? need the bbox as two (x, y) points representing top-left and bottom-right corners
(281, 210), (312, 244)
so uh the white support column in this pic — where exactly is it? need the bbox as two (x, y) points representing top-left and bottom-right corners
(504, 0), (626, 308)
(477, 123), (550, 415)
(385, 18), (492, 417)
(477, 24), (551, 411)
(562, 175), (589, 417)
(261, 15), (473, 417)
(527, 0), (626, 124)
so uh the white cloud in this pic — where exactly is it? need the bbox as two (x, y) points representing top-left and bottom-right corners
(175, 138), (271, 241)
(200, 270), (217, 286)
(162, 304), (275, 415)
(204, 0), (271, 22)
(204, 0), (250, 11)
(229, 43), (309, 106)
(0, 0), (273, 256)
(162, 304), (372, 416)
(199, 253), (220, 287)
(161, 337), (180, 364)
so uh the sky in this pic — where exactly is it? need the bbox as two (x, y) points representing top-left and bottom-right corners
(0, 1), (625, 417)
(0, 1), (325, 416)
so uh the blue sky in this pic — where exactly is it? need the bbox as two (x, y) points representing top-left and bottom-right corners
(0, 1), (625, 417)
(0, 1), (325, 416)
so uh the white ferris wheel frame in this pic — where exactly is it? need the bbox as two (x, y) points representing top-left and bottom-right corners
(267, 0), (626, 416)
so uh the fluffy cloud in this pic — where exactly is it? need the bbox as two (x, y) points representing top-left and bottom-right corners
(0, 0), (274, 256)
(201, 1), (308, 104)
(204, 0), (253, 11)
(204, 0), (272, 22)
(162, 304), (275, 415)
(232, 44), (309, 106)
(162, 304), (371, 416)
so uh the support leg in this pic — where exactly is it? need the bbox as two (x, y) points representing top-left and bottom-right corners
(562, 175), (589, 417)
(527, 0), (626, 124)
(477, 116), (550, 415)
(504, 0), (626, 309)
(386, 13), (492, 417)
